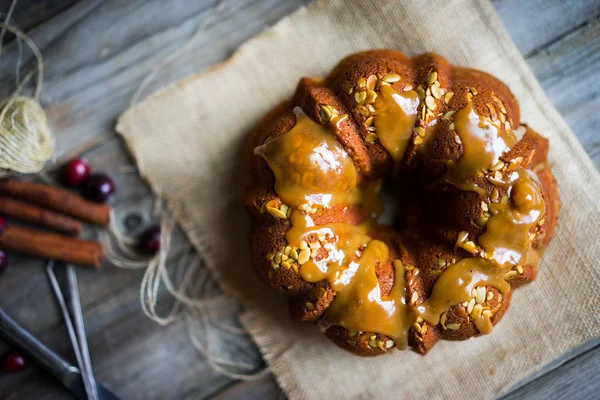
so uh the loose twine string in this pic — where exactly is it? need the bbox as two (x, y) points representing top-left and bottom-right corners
(0, 0), (55, 177)
(105, 0), (269, 381)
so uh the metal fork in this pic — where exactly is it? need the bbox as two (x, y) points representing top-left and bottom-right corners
(46, 260), (99, 400)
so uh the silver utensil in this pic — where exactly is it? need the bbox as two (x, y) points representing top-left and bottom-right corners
(0, 307), (120, 400)
(67, 264), (99, 398)
(47, 260), (99, 400)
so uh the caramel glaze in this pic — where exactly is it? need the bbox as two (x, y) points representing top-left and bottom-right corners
(255, 110), (360, 208)
(418, 258), (510, 334)
(247, 52), (558, 356)
(373, 86), (420, 162)
(479, 169), (545, 266)
(445, 101), (517, 195)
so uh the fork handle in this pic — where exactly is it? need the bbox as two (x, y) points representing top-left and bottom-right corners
(0, 307), (81, 391)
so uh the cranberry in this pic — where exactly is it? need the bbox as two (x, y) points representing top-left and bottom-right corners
(0, 216), (6, 234)
(85, 174), (115, 203)
(139, 225), (161, 254)
(62, 158), (90, 187)
(0, 251), (7, 274)
(2, 352), (26, 372)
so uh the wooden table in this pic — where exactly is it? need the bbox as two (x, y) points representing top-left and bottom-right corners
(0, 1), (598, 399)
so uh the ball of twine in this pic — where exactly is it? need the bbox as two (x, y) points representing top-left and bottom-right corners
(0, 95), (54, 177)
(0, 21), (54, 178)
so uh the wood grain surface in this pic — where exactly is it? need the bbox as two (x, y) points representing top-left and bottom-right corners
(0, 0), (598, 399)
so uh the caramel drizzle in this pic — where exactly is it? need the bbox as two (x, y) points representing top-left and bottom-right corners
(479, 170), (544, 266)
(445, 102), (517, 195)
(255, 109), (359, 209)
(255, 87), (545, 348)
(324, 241), (410, 346)
(418, 258), (510, 325)
(373, 85), (420, 161)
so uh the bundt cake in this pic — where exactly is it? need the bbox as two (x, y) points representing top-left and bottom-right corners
(243, 50), (560, 356)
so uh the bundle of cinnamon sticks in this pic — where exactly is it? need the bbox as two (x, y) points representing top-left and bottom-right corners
(0, 179), (109, 268)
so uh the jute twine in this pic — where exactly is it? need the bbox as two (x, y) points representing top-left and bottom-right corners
(0, 0), (54, 177)
(105, 0), (268, 380)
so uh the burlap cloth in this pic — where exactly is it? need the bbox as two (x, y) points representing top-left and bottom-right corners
(116, 0), (600, 398)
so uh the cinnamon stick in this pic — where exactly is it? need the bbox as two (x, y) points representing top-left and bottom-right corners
(0, 180), (111, 227)
(0, 196), (83, 235)
(0, 226), (104, 268)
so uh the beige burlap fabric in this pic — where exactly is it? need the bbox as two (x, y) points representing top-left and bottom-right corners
(117, 0), (600, 398)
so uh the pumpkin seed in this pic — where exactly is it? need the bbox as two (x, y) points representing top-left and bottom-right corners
(475, 217), (489, 227)
(319, 105), (333, 122)
(431, 84), (442, 99)
(298, 248), (310, 265)
(267, 206), (287, 219)
(490, 161), (505, 171)
(365, 132), (378, 143)
(366, 75), (377, 90)
(357, 105), (370, 116)
(476, 286), (487, 304)
(504, 270), (518, 279)
(442, 110), (456, 120)
(426, 71), (438, 85)
(355, 91), (366, 103)
(365, 90), (377, 103)
(425, 95), (436, 110)
(382, 73), (401, 83)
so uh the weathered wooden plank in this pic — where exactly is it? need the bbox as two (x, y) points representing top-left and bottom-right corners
(210, 374), (282, 400)
(501, 338), (600, 400)
(526, 17), (600, 168)
(0, 0), (78, 34)
(492, 0), (600, 56)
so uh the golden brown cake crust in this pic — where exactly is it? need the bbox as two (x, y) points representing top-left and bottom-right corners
(243, 50), (560, 356)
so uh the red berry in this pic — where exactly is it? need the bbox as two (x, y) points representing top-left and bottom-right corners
(0, 216), (6, 234)
(0, 251), (7, 274)
(139, 225), (161, 254)
(2, 352), (26, 372)
(62, 158), (90, 187)
(85, 174), (115, 203)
